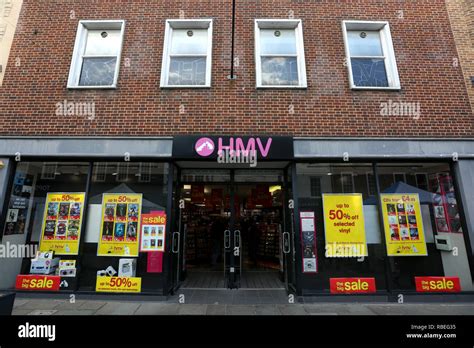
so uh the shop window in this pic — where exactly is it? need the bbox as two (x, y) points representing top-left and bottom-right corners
(81, 162), (169, 293)
(376, 163), (472, 292)
(160, 19), (213, 87)
(67, 20), (125, 88)
(342, 20), (400, 89)
(255, 19), (307, 88)
(296, 164), (387, 293)
(0, 162), (89, 290)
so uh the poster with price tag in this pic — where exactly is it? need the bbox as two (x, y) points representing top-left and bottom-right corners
(322, 194), (367, 257)
(96, 276), (142, 293)
(97, 193), (142, 257)
(140, 212), (166, 252)
(39, 193), (85, 255)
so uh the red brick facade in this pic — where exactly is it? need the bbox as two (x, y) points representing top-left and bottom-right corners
(0, 0), (472, 137)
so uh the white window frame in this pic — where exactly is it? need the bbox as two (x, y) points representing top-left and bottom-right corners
(255, 19), (307, 89)
(67, 20), (126, 89)
(160, 19), (213, 88)
(342, 20), (400, 90)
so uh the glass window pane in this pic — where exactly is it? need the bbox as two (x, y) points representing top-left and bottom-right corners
(351, 58), (388, 87)
(168, 57), (206, 85)
(261, 57), (298, 86)
(85, 29), (121, 56)
(347, 30), (383, 56)
(376, 163), (471, 291)
(171, 29), (208, 55)
(79, 57), (117, 86)
(260, 29), (297, 55)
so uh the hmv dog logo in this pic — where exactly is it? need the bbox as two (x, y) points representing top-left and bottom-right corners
(195, 138), (215, 157)
(194, 137), (273, 158)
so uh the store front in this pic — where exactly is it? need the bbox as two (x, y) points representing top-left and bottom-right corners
(0, 137), (473, 299)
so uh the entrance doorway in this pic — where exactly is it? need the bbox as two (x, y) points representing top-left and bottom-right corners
(169, 167), (296, 292)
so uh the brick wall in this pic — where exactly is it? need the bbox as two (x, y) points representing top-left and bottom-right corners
(446, 0), (474, 113)
(0, 0), (472, 137)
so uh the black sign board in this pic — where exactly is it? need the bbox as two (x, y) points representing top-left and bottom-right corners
(172, 136), (294, 160)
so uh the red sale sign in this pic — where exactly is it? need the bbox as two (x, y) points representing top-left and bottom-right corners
(330, 277), (376, 294)
(415, 277), (461, 292)
(15, 275), (61, 291)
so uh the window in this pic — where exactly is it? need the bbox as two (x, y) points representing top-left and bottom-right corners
(255, 19), (307, 88)
(342, 21), (400, 89)
(67, 20), (125, 88)
(161, 19), (213, 87)
(310, 177), (321, 197)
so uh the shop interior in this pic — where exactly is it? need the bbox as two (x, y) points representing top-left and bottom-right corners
(180, 183), (285, 289)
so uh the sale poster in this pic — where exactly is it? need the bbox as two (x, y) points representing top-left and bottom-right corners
(140, 212), (166, 252)
(300, 211), (318, 273)
(322, 194), (367, 257)
(97, 193), (142, 257)
(39, 193), (85, 255)
(381, 194), (427, 256)
(96, 276), (142, 293)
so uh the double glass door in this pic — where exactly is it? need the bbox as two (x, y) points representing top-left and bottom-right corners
(169, 167), (296, 292)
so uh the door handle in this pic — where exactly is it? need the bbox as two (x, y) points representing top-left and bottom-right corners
(224, 230), (231, 249)
(283, 232), (290, 254)
(172, 232), (180, 254)
(234, 230), (241, 249)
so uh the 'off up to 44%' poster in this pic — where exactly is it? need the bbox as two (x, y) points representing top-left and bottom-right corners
(380, 194), (427, 256)
(322, 194), (367, 257)
(40, 193), (85, 255)
(97, 194), (142, 257)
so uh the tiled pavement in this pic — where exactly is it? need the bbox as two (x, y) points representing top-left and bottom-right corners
(9, 290), (474, 316)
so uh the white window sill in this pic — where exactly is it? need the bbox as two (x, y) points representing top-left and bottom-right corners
(160, 85), (211, 89)
(257, 85), (307, 89)
(67, 85), (118, 90)
(350, 86), (401, 91)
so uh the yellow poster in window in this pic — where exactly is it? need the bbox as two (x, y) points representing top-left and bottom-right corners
(381, 194), (427, 256)
(323, 194), (367, 257)
(97, 193), (142, 257)
(40, 193), (85, 255)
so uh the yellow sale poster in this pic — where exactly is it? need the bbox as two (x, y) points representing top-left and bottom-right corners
(97, 193), (142, 257)
(323, 194), (367, 257)
(381, 194), (427, 256)
(40, 193), (85, 255)
(96, 276), (142, 293)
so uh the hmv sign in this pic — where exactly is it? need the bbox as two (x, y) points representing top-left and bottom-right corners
(173, 136), (294, 160)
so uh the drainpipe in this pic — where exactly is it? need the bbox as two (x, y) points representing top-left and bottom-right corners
(229, 0), (237, 80)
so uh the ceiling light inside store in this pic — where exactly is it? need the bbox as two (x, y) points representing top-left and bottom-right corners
(184, 185), (191, 190)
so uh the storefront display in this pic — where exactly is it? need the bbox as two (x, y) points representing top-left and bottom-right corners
(97, 193), (142, 257)
(39, 193), (85, 255)
(380, 194), (428, 256)
(322, 194), (367, 257)
(300, 211), (317, 273)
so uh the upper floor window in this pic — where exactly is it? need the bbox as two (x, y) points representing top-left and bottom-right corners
(67, 20), (125, 89)
(255, 19), (307, 88)
(342, 21), (400, 90)
(161, 19), (213, 88)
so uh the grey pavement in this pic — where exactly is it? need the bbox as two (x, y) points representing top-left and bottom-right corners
(11, 294), (474, 316)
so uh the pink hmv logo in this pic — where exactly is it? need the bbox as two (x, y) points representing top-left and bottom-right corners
(195, 138), (215, 157)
